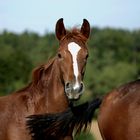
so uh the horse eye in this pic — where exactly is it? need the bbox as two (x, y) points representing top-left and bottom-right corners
(58, 53), (62, 58)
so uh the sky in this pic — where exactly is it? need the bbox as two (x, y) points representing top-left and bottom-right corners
(0, 0), (140, 35)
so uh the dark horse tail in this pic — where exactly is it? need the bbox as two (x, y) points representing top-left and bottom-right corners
(27, 98), (102, 140)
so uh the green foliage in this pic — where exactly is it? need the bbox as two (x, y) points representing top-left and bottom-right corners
(0, 49), (33, 94)
(93, 62), (137, 95)
(0, 28), (139, 99)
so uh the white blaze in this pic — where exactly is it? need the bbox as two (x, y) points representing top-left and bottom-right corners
(68, 42), (81, 88)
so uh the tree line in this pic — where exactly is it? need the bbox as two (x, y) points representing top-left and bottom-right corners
(0, 27), (140, 100)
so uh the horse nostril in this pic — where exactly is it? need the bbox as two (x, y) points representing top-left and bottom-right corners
(65, 82), (70, 88)
(81, 83), (84, 88)
(65, 82), (73, 94)
(79, 82), (84, 92)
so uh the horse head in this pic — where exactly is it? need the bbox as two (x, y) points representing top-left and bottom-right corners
(55, 18), (90, 100)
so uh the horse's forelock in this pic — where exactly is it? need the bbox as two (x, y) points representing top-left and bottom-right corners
(60, 28), (87, 43)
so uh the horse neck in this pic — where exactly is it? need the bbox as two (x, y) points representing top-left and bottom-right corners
(35, 59), (69, 113)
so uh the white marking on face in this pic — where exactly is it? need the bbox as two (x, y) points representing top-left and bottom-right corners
(68, 42), (81, 88)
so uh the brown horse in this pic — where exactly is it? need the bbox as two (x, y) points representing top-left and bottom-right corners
(0, 18), (90, 140)
(98, 79), (140, 140)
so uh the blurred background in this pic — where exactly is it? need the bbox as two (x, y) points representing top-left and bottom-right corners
(0, 0), (140, 139)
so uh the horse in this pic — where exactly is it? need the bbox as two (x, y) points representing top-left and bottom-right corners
(26, 98), (102, 140)
(98, 79), (140, 140)
(0, 18), (90, 140)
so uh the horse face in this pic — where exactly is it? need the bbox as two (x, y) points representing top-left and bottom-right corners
(55, 18), (90, 100)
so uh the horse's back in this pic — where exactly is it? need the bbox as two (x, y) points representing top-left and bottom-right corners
(98, 80), (140, 140)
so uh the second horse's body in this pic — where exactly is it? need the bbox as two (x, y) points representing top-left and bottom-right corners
(98, 80), (140, 140)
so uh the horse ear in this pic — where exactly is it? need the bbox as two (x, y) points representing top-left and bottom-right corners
(55, 18), (66, 40)
(80, 19), (90, 40)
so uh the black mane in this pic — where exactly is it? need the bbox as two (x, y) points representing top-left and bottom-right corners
(26, 98), (102, 140)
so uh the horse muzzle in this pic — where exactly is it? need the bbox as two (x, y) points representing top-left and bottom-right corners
(65, 82), (84, 100)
